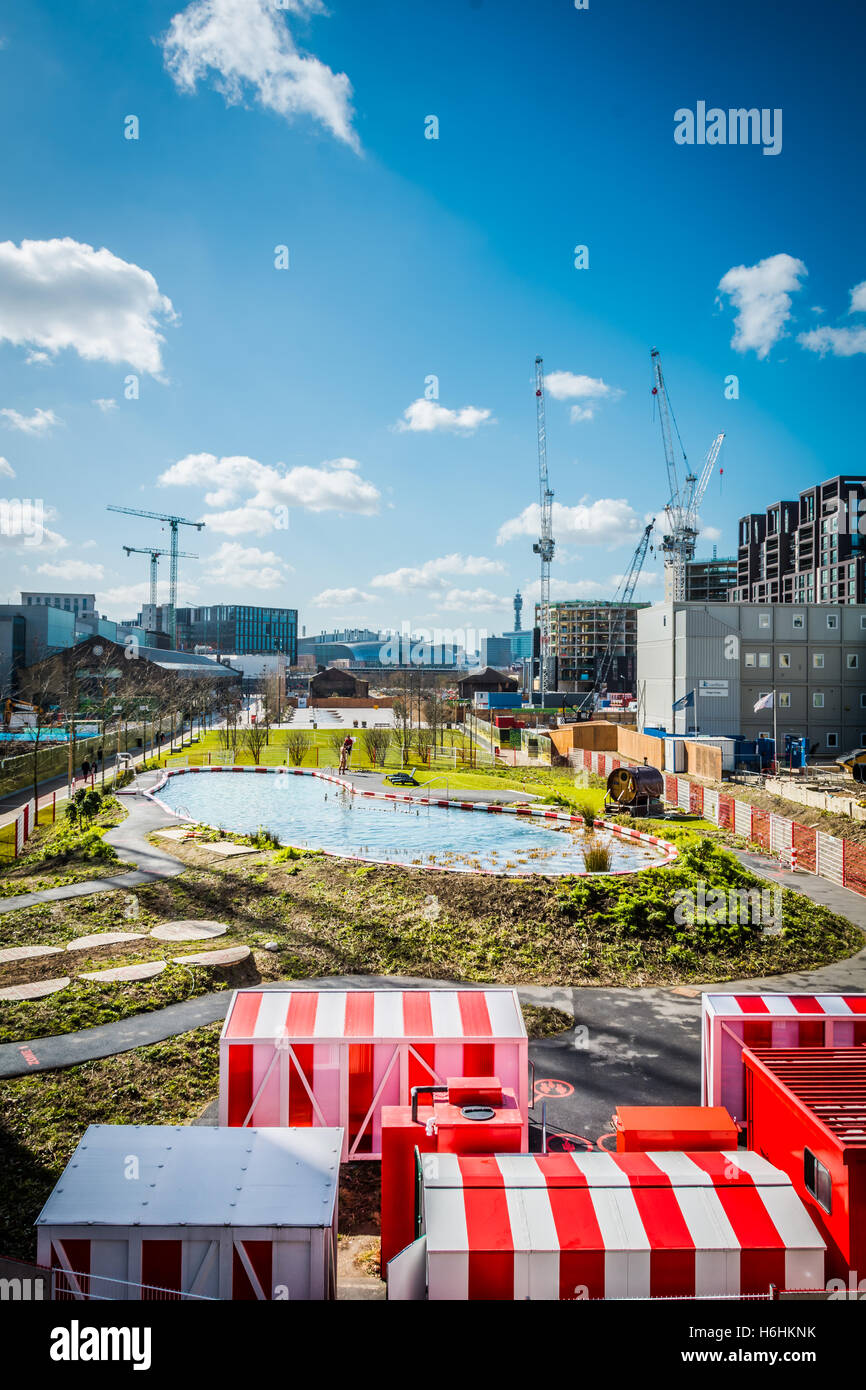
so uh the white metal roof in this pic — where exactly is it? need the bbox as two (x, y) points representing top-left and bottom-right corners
(36, 1126), (343, 1229)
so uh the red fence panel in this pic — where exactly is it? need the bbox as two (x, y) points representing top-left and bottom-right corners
(689, 784), (704, 815)
(665, 774), (678, 804)
(718, 795), (735, 830)
(792, 821), (817, 874)
(843, 839), (866, 897)
(751, 808), (771, 850)
(583, 749), (591, 769)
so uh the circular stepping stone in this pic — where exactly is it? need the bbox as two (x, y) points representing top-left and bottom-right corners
(66, 931), (147, 952)
(0, 944), (65, 965)
(172, 945), (250, 967)
(79, 961), (167, 983)
(0, 976), (71, 1001)
(150, 920), (228, 943)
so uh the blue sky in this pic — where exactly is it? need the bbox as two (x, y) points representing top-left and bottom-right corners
(1, 0), (864, 637)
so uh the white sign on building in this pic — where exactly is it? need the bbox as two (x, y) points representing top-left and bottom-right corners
(699, 679), (729, 698)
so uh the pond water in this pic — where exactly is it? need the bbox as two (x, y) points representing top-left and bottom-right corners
(154, 771), (669, 877)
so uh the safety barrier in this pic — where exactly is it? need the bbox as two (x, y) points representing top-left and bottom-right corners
(578, 747), (866, 900)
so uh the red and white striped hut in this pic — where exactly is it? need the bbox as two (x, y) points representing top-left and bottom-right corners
(388, 1149), (825, 1301)
(219, 987), (529, 1161)
(701, 993), (866, 1124)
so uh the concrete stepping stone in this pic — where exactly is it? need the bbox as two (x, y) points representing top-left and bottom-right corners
(66, 931), (147, 952)
(150, 920), (228, 943)
(0, 944), (65, 965)
(172, 946), (250, 967)
(0, 976), (71, 1000)
(79, 961), (167, 983)
(153, 826), (197, 840)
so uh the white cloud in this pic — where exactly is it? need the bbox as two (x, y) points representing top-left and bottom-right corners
(436, 587), (506, 612)
(93, 398), (117, 413)
(159, 452), (380, 525)
(395, 399), (494, 434)
(371, 554), (505, 591)
(797, 325), (866, 358)
(95, 581), (174, 616)
(25, 349), (51, 366)
(717, 252), (807, 359)
(0, 457), (14, 478)
(312, 587), (374, 606)
(700, 525), (722, 542)
(0, 238), (176, 376)
(497, 498), (641, 547)
(161, 0), (358, 151)
(0, 406), (60, 435)
(849, 281), (866, 313)
(81, 539), (98, 549)
(796, 276), (866, 357)
(37, 559), (104, 582)
(544, 371), (623, 423)
(203, 541), (287, 590)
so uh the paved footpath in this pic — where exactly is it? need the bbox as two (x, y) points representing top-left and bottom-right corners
(1, 792), (865, 1146)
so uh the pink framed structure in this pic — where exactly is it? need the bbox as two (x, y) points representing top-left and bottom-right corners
(219, 987), (529, 1161)
(701, 992), (866, 1125)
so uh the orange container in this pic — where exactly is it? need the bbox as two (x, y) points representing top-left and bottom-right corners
(615, 1105), (738, 1152)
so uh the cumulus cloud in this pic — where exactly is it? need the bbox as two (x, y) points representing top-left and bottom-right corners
(312, 586), (374, 606)
(796, 276), (866, 357)
(717, 252), (807, 358)
(0, 238), (176, 376)
(160, 0), (358, 151)
(203, 541), (287, 590)
(159, 451), (380, 529)
(435, 587), (507, 612)
(497, 498), (641, 547)
(0, 457), (14, 478)
(93, 398), (118, 413)
(371, 554), (505, 591)
(544, 371), (623, 423)
(37, 559), (104, 582)
(522, 571), (662, 603)
(395, 399), (493, 434)
(0, 407), (60, 435)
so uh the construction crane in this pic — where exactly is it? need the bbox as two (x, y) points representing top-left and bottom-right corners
(107, 506), (205, 646)
(122, 545), (199, 611)
(532, 356), (555, 706)
(573, 521), (655, 717)
(650, 348), (724, 602)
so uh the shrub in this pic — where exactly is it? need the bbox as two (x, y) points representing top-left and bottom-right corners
(574, 798), (598, 828)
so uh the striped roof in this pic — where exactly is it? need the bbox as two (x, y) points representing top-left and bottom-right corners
(222, 988), (526, 1042)
(420, 1151), (825, 1285)
(703, 993), (866, 1018)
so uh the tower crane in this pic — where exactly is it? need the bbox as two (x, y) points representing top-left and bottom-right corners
(650, 348), (724, 602)
(532, 356), (556, 705)
(122, 545), (199, 612)
(107, 506), (205, 646)
(573, 521), (655, 717)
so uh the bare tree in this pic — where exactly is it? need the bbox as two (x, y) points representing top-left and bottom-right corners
(244, 724), (268, 764)
(362, 727), (390, 767)
(286, 729), (311, 766)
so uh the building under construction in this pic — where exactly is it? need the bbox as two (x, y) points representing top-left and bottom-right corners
(535, 599), (650, 693)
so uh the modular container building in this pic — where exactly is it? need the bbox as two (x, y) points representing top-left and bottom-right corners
(387, 1149), (825, 1301)
(220, 987), (529, 1161)
(744, 1047), (866, 1280)
(701, 993), (866, 1125)
(36, 1125), (342, 1301)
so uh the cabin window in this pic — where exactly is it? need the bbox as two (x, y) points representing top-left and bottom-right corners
(826, 732), (839, 749)
(804, 1149), (832, 1213)
(779, 653), (791, 668)
(758, 613), (770, 629)
(792, 613), (805, 630)
(827, 612), (839, 630)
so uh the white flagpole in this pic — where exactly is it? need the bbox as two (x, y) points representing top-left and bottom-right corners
(773, 688), (777, 773)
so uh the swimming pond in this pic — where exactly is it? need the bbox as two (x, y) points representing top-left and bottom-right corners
(152, 769), (675, 877)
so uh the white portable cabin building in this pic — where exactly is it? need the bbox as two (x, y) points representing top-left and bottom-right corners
(219, 986), (529, 1161)
(36, 1125), (342, 1301)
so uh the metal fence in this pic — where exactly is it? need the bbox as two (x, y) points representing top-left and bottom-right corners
(52, 1268), (216, 1301)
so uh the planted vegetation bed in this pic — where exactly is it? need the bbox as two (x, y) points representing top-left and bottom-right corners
(0, 791), (127, 898)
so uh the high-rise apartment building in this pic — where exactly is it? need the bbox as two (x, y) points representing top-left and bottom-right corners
(732, 475), (866, 605)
